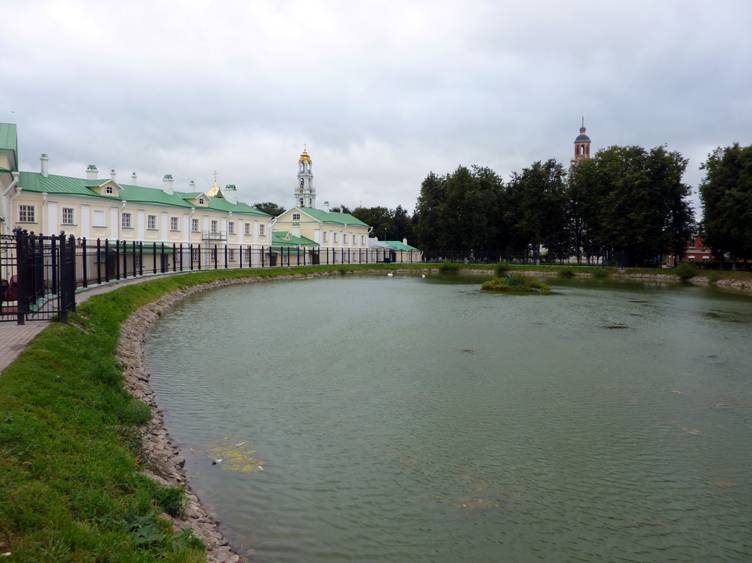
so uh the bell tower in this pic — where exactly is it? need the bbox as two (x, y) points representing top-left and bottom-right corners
(295, 146), (315, 208)
(574, 117), (591, 162)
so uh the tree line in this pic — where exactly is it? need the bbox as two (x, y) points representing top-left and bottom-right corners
(258, 142), (751, 267)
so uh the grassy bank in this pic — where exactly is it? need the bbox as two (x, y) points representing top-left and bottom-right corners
(0, 265), (419, 561)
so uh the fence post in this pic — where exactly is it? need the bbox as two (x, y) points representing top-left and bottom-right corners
(115, 239), (120, 280)
(58, 233), (67, 322)
(96, 238), (101, 284)
(104, 239), (110, 283)
(239, 243), (243, 268)
(197, 244), (201, 270)
(122, 240), (127, 279)
(14, 230), (27, 325)
(133, 240), (137, 277)
(179, 243), (183, 272)
(224, 244), (228, 269)
(261, 245), (265, 267)
(173, 243), (177, 272)
(139, 242), (143, 276)
(50, 234), (58, 295)
(81, 237), (88, 288)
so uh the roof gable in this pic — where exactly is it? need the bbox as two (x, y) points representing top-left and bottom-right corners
(282, 206), (369, 227)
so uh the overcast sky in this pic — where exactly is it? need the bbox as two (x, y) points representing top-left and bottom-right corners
(2, 0), (750, 214)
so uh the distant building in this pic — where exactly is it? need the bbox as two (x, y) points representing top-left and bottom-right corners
(0, 124), (273, 253)
(573, 117), (591, 163)
(368, 237), (423, 262)
(275, 147), (371, 250)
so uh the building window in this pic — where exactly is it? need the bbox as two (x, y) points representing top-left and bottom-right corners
(122, 212), (132, 229)
(229, 248), (235, 261)
(344, 234), (348, 245)
(192, 218), (199, 232)
(244, 222), (250, 235)
(147, 215), (157, 230)
(211, 220), (218, 234)
(361, 235), (365, 245)
(199, 198), (205, 204)
(93, 209), (106, 228)
(170, 217), (179, 231)
(229, 221), (235, 235)
(333, 232), (338, 244)
(292, 213), (301, 221)
(259, 224), (265, 236)
(62, 207), (74, 225)
(18, 204), (35, 223)
(105, 185), (114, 194)
(322, 231), (328, 243)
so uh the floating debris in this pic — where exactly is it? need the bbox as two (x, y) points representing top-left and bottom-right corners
(680, 426), (702, 436)
(603, 323), (629, 330)
(461, 348), (475, 353)
(208, 439), (264, 474)
(671, 390), (685, 395)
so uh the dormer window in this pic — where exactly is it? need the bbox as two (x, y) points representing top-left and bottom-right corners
(105, 186), (113, 194)
(199, 198), (205, 204)
(292, 213), (301, 221)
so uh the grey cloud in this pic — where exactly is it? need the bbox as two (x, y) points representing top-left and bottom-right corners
(2, 0), (750, 214)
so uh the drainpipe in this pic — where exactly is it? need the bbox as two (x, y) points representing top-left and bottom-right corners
(0, 172), (19, 235)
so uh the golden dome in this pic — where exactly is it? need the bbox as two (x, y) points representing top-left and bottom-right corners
(299, 145), (311, 163)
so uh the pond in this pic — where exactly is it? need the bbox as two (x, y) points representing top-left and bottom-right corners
(145, 275), (752, 562)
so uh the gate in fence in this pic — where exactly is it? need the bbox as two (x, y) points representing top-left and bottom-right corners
(0, 230), (77, 324)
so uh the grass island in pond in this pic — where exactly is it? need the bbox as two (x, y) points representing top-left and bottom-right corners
(481, 274), (550, 294)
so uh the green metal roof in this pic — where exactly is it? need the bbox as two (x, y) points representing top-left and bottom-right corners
(0, 123), (17, 156)
(382, 240), (419, 251)
(19, 172), (111, 199)
(298, 207), (369, 227)
(17, 171), (270, 215)
(272, 231), (318, 247)
(207, 196), (270, 217)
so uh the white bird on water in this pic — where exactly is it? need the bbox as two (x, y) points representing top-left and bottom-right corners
(387, 272), (394, 277)
(421, 274), (426, 278)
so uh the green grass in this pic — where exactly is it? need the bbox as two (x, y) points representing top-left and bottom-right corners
(437, 260), (460, 273)
(673, 261), (699, 281)
(0, 264), (431, 561)
(481, 275), (550, 294)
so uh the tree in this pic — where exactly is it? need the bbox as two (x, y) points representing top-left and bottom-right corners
(700, 143), (752, 263)
(506, 159), (568, 262)
(253, 202), (286, 216)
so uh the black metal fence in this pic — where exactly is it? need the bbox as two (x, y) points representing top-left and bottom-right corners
(1, 231), (76, 324)
(1, 231), (422, 324)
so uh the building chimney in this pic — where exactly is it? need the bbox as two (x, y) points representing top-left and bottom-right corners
(189, 180), (196, 190)
(323, 200), (330, 212)
(223, 184), (238, 204)
(403, 238), (408, 245)
(162, 174), (174, 195)
(110, 169), (117, 181)
(86, 164), (98, 180)
(130, 172), (137, 184)
(40, 154), (49, 177)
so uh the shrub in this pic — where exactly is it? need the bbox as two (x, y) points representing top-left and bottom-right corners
(481, 275), (549, 294)
(494, 263), (509, 277)
(558, 269), (575, 279)
(674, 262), (698, 281)
(151, 484), (186, 518)
(438, 261), (460, 273)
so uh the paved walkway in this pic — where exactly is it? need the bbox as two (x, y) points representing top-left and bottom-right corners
(0, 272), (189, 374)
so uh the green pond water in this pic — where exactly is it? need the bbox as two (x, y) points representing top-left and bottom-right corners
(145, 276), (752, 562)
